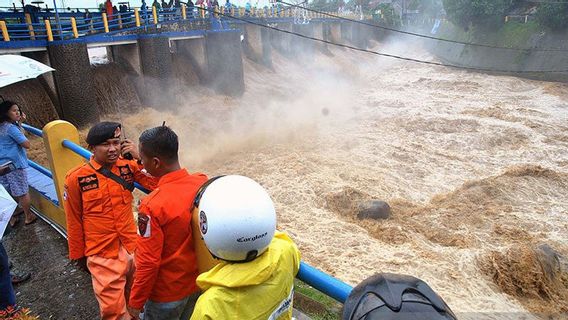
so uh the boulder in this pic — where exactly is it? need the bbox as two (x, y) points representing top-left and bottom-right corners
(357, 200), (391, 220)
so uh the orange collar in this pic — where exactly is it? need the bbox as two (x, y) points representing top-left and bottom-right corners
(158, 168), (189, 187)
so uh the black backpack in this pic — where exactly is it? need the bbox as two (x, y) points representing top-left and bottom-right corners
(342, 273), (457, 320)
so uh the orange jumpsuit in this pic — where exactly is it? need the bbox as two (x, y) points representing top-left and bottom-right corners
(129, 169), (208, 310)
(64, 157), (157, 320)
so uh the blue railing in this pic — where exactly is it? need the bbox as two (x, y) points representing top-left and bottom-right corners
(22, 123), (353, 303)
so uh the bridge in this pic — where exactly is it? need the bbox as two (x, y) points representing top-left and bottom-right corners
(1, 5), (374, 129)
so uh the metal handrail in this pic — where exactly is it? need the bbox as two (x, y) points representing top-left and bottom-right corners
(28, 159), (53, 178)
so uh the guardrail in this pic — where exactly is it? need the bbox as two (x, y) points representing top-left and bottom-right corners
(1, 5), (338, 43)
(21, 122), (353, 303)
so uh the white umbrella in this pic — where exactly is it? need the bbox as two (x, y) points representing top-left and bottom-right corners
(0, 54), (55, 88)
(0, 184), (18, 240)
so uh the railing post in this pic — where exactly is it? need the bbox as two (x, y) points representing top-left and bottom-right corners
(135, 8), (141, 27)
(25, 13), (36, 40)
(152, 6), (158, 24)
(182, 4), (187, 19)
(118, 13), (123, 29)
(214, 5), (219, 18)
(45, 19), (53, 41)
(0, 21), (9, 41)
(71, 17), (78, 38)
(42, 120), (84, 211)
(102, 13), (109, 32)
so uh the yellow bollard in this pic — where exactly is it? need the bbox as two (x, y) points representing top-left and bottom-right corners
(45, 19), (53, 41)
(239, 7), (243, 16)
(42, 121), (84, 213)
(71, 17), (78, 38)
(25, 13), (36, 40)
(220, 6), (224, 16)
(102, 13), (109, 32)
(214, 5), (219, 18)
(182, 4), (187, 19)
(231, 7), (235, 16)
(251, 7), (255, 17)
(118, 13), (123, 29)
(0, 20), (9, 41)
(153, 6), (158, 24)
(505, 15), (509, 22)
(135, 8), (141, 27)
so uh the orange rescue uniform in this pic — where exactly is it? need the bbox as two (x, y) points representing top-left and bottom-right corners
(64, 157), (157, 260)
(129, 169), (208, 310)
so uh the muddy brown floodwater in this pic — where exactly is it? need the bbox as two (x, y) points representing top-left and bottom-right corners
(6, 36), (568, 319)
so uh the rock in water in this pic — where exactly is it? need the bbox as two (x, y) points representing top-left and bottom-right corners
(357, 200), (391, 220)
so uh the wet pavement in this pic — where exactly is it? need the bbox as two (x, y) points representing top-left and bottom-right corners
(3, 217), (98, 319)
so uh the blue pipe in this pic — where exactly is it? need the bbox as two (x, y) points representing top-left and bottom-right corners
(297, 261), (352, 303)
(22, 123), (43, 137)
(62, 139), (150, 194)
(28, 159), (53, 178)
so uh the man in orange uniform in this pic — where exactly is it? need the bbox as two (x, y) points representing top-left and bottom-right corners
(127, 126), (208, 320)
(64, 122), (157, 320)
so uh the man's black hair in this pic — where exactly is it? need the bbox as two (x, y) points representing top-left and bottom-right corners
(139, 126), (179, 164)
(0, 100), (18, 123)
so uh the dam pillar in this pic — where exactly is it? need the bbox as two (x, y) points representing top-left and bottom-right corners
(243, 24), (272, 67)
(205, 30), (245, 96)
(138, 36), (173, 103)
(340, 21), (351, 44)
(328, 21), (341, 44)
(47, 41), (99, 127)
(271, 22), (292, 54)
(351, 21), (368, 49)
(292, 23), (315, 60)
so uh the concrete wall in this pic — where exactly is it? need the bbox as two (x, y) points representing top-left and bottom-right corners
(138, 36), (173, 103)
(47, 42), (99, 127)
(428, 39), (568, 81)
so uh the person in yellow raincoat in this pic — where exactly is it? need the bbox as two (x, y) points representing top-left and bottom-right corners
(189, 175), (301, 320)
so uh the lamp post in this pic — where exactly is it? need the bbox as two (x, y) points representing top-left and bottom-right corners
(52, 0), (63, 39)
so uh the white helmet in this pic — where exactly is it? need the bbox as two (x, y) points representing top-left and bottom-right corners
(194, 175), (277, 262)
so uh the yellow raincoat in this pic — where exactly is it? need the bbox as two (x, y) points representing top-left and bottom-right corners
(190, 232), (301, 320)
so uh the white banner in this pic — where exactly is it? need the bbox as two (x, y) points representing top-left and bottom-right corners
(0, 185), (18, 240)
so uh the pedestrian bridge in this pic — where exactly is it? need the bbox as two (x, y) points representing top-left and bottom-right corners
(0, 4), (346, 53)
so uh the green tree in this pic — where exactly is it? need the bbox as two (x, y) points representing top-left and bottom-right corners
(535, 3), (568, 31)
(442, 0), (516, 30)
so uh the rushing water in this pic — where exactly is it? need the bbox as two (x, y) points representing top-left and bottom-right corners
(80, 38), (568, 318)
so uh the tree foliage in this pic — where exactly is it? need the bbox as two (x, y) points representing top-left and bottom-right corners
(442, 0), (516, 30)
(535, 3), (568, 31)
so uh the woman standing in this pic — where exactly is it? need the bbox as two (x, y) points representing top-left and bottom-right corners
(0, 101), (37, 226)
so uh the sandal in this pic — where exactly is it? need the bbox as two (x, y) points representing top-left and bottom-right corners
(9, 216), (20, 228)
(11, 272), (31, 285)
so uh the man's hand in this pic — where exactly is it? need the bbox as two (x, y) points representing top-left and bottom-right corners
(127, 306), (142, 320)
(121, 139), (140, 160)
